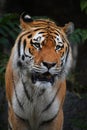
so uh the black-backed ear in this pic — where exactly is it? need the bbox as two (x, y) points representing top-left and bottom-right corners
(63, 22), (74, 36)
(20, 12), (33, 22)
(20, 12), (33, 30)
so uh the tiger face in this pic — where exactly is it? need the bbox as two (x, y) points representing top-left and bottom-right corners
(15, 13), (73, 86)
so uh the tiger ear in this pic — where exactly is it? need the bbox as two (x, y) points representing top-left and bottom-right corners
(63, 22), (74, 36)
(20, 12), (33, 30)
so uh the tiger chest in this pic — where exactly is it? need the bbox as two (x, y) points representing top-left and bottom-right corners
(12, 79), (60, 129)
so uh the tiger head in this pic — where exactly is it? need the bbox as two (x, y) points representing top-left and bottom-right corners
(16, 13), (74, 85)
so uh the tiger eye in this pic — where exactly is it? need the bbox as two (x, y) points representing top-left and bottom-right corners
(56, 45), (61, 51)
(34, 43), (40, 49)
(36, 36), (41, 42)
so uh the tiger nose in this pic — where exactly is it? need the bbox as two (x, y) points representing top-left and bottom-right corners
(43, 62), (56, 69)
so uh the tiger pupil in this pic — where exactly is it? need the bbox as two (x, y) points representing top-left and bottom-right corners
(56, 44), (64, 51)
(56, 45), (61, 50)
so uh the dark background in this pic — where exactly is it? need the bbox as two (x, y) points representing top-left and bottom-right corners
(3, 0), (87, 27)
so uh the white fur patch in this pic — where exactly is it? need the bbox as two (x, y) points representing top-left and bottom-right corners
(32, 33), (45, 43)
(12, 74), (60, 129)
(24, 15), (31, 19)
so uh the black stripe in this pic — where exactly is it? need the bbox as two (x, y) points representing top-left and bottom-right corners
(22, 55), (25, 60)
(42, 87), (61, 112)
(18, 38), (21, 57)
(61, 35), (66, 43)
(22, 80), (33, 102)
(40, 112), (58, 126)
(55, 29), (61, 34)
(54, 32), (59, 36)
(29, 48), (32, 55)
(27, 34), (32, 38)
(17, 61), (22, 67)
(24, 52), (32, 58)
(15, 113), (31, 129)
(40, 95), (65, 127)
(23, 39), (26, 51)
(38, 31), (46, 34)
(34, 28), (45, 31)
(15, 113), (26, 121)
(14, 85), (24, 111)
(65, 45), (69, 63)
(20, 31), (31, 38)
(21, 39), (27, 60)
(12, 76), (24, 111)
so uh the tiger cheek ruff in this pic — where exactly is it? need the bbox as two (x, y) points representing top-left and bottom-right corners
(5, 12), (74, 130)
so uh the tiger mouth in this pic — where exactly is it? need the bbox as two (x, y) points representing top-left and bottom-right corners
(31, 72), (56, 85)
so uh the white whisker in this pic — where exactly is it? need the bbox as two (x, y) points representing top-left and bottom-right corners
(32, 66), (48, 73)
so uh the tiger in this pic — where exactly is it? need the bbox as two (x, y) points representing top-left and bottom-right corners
(5, 12), (74, 130)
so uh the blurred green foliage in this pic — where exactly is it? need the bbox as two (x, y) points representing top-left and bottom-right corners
(80, 0), (87, 14)
(69, 28), (87, 44)
(0, 13), (20, 86)
(0, 13), (20, 52)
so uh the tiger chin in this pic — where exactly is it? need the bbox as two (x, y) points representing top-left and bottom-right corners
(5, 12), (74, 130)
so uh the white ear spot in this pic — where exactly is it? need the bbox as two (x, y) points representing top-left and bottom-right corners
(24, 15), (31, 19)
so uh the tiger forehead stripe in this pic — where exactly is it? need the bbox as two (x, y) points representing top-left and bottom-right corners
(17, 31), (32, 57)
(27, 34), (32, 38)
(18, 38), (21, 57)
(30, 19), (57, 30)
(30, 22), (48, 28)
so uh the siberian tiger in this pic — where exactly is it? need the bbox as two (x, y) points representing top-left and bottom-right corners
(5, 12), (74, 130)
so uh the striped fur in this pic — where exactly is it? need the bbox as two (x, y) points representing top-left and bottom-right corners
(5, 13), (73, 130)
